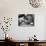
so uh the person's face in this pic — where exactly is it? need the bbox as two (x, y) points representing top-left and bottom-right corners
(27, 16), (32, 20)
(24, 16), (32, 23)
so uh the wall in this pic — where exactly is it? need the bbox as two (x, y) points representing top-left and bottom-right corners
(0, 0), (46, 40)
(44, 15), (46, 40)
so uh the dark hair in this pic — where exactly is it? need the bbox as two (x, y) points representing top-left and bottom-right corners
(18, 14), (25, 18)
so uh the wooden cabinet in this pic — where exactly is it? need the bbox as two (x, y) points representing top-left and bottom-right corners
(43, 43), (46, 46)
(24, 43), (28, 46)
(0, 41), (46, 46)
(5, 39), (46, 46)
(38, 43), (46, 46)
(16, 43), (20, 46)
(29, 43), (46, 46)
(16, 43), (28, 46)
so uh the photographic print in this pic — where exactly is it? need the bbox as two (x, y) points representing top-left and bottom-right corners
(18, 14), (34, 26)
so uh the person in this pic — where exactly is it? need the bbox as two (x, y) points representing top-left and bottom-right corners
(24, 15), (34, 25)
(18, 14), (25, 26)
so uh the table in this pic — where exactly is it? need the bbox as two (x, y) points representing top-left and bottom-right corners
(5, 39), (46, 46)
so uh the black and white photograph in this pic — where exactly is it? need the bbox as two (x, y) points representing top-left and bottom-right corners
(18, 14), (34, 26)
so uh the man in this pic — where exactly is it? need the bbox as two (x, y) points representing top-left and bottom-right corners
(18, 14), (25, 26)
